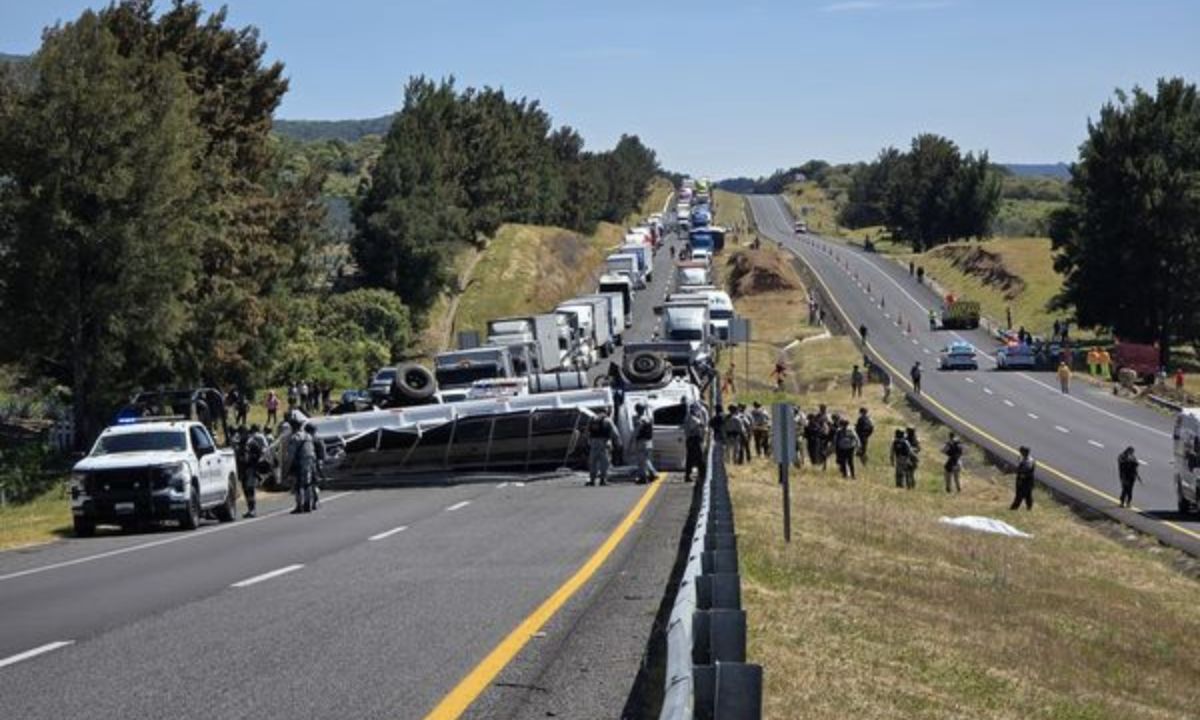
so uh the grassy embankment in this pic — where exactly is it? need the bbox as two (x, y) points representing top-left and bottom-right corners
(721, 259), (1200, 718)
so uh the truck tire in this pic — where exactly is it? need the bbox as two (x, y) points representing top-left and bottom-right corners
(180, 485), (200, 530)
(624, 351), (667, 384)
(73, 516), (95, 537)
(213, 476), (237, 523)
(393, 363), (436, 403)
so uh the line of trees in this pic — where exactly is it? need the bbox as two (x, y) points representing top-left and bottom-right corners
(1050, 77), (1200, 367)
(839, 134), (1001, 250)
(351, 77), (659, 315)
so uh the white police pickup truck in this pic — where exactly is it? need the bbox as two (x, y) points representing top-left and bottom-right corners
(69, 419), (239, 536)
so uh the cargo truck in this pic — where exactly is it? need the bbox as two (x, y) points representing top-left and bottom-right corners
(578, 292), (625, 347)
(558, 297), (615, 360)
(605, 253), (644, 289)
(598, 273), (634, 328)
(485, 314), (563, 373)
(618, 243), (653, 284)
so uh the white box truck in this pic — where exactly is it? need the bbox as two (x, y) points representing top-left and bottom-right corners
(598, 273), (634, 328)
(486, 314), (563, 373)
(579, 292), (624, 348)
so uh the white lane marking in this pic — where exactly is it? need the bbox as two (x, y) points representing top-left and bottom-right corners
(1028, 413), (1039, 420)
(1003, 399), (1015, 407)
(923, 348), (931, 355)
(445, 501), (471, 512)
(1088, 440), (1105, 448)
(983, 387), (994, 395)
(1055, 425), (1070, 434)
(0, 492), (354, 582)
(0, 641), (74, 669)
(911, 338), (919, 345)
(1014, 372), (1171, 439)
(496, 482), (510, 489)
(368, 526), (408, 542)
(964, 377), (975, 384)
(514, 482), (526, 488)
(884, 313), (891, 319)
(231, 564), (304, 588)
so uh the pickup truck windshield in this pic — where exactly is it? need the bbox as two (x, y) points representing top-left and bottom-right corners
(669, 329), (704, 341)
(94, 431), (187, 456)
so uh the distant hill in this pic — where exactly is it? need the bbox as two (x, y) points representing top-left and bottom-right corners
(273, 115), (395, 143)
(0, 52), (29, 64)
(1002, 163), (1070, 180)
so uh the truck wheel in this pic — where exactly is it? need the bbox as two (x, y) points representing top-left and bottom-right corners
(180, 487), (200, 530)
(625, 351), (667, 384)
(214, 477), (237, 523)
(73, 517), (95, 537)
(393, 362), (436, 403)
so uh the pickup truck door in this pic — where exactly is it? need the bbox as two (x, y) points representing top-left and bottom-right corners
(189, 425), (221, 503)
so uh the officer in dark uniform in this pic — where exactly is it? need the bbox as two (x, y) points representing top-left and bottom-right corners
(1010, 446), (1036, 510)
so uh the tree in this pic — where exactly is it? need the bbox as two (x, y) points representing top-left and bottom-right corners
(0, 12), (203, 443)
(1050, 78), (1200, 367)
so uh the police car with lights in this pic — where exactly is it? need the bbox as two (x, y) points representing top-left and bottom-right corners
(938, 341), (979, 371)
(69, 417), (239, 536)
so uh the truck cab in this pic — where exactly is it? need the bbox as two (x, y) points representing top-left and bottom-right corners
(434, 346), (515, 390)
(69, 419), (238, 535)
(606, 254), (644, 289)
(660, 298), (712, 352)
(669, 289), (733, 344)
(675, 261), (711, 289)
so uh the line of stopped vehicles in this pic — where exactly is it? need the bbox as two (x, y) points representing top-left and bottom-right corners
(66, 178), (757, 535)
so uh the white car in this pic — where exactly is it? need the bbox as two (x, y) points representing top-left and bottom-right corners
(70, 419), (239, 535)
(938, 342), (979, 370)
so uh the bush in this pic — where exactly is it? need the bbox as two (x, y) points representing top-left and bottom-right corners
(0, 443), (60, 505)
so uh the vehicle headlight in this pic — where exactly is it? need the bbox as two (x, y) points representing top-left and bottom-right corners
(163, 463), (188, 491)
(70, 472), (88, 497)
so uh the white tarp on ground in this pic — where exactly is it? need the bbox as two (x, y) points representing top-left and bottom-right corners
(938, 515), (1033, 539)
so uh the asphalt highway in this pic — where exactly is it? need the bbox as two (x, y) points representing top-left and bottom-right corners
(747, 194), (1200, 555)
(0, 223), (691, 718)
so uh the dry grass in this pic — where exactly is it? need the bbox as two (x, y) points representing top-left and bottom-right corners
(636, 176), (675, 220)
(727, 332), (1200, 719)
(0, 485), (72, 550)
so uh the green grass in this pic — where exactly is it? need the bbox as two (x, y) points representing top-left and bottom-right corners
(897, 237), (1066, 337)
(728, 331), (1200, 719)
(0, 484), (72, 550)
(993, 198), (1066, 238)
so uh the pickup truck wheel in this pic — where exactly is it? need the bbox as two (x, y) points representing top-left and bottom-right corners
(213, 477), (237, 523)
(73, 517), (95, 537)
(180, 487), (200, 530)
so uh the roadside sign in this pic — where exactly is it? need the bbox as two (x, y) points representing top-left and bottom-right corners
(771, 402), (796, 465)
(457, 331), (480, 350)
(728, 317), (751, 344)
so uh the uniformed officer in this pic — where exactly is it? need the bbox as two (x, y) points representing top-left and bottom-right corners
(586, 408), (619, 486)
(243, 424), (267, 518)
(684, 400), (708, 483)
(632, 404), (655, 484)
(890, 429), (916, 489)
(1010, 446), (1036, 510)
(943, 432), (964, 493)
(287, 419), (316, 513)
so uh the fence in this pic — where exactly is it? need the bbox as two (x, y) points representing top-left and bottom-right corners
(659, 441), (762, 719)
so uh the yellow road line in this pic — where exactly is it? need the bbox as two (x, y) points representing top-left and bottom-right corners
(782, 229), (1200, 544)
(422, 477), (664, 719)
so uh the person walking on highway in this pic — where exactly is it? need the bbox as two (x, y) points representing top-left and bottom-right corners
(850, 364), (864, 398)
(942, 432), (964, 493)
(1057, 361), (1072, 394)
(632, 404), (655, 484)
(1117, 446), (1142, 508)
(854, 408), (874, 465)
(910, 362), (923, 395)
(890, 429), (916, 489)
(859, 323), (868, 343)
(834, 419), (860, 479)
(1010, 446), (1037, 510)
(751, 402), (771, 458)
(585, 408), (619, 486)
(242, 424), (268, 517)
(684, 401), (708, 483)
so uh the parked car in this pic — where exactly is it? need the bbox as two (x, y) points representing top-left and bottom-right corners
(996, 344), (1036, 370)
(939, 341), (979, 370)
(70, 418), (239, 535)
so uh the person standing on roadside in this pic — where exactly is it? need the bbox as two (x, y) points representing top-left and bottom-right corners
(834, 419), (860, 479)
(751, 402), (771, 458)
(286, 418), (316, 513)
(1057, 361), (1072, 394)
(1010, 446), (1036, 510)
(723, 407), (745, 464)
(738, 404), (753, 463)
(850, 365), (864, 398)
(942, 432), (964, 493)
(684, 401), (708, 483)
(1117, 446), (1142, 508)
(910, 362), (923, 395)
(854, 408), (874, 465)
(265, 390), (279, 428)
(632, 404), (655, 484)
(882, 371), (892, 402)
(890, 429), (915, 489)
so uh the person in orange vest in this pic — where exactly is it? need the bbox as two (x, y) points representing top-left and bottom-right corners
(1098, 348), (1112, 379)
(1086, 348), (1099, 376)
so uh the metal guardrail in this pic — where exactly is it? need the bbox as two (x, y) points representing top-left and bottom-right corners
(659, 441), (762, 720)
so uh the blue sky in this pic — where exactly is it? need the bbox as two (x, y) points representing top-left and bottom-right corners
(2, 1), (1197, 177)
